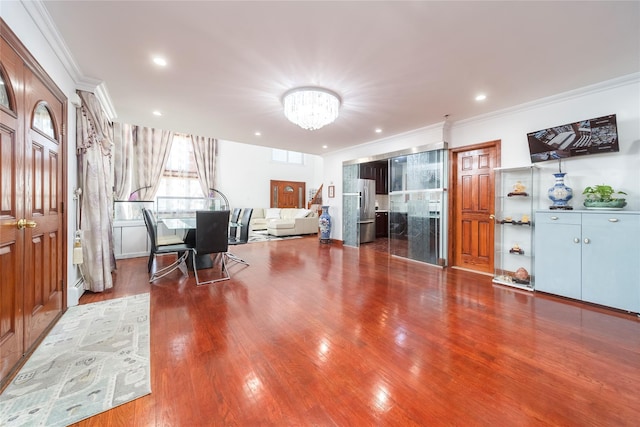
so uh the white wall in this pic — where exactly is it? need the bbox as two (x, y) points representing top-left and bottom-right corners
(450, 74), (640, 211)
(216, 139), (323, 209)
(322, 74), (640, 241)
(2, 2), (81, 305)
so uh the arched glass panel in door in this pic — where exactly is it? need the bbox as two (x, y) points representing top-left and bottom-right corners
(33, 102), (56, 138)
(0, 67), (12, 109)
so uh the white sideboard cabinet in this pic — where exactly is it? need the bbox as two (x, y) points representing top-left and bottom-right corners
(534, 210), (640, 313)
(113, 220), (150, 259)
(113, 201), (153, 259)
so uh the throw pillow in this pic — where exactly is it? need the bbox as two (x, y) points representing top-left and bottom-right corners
(293, 209), (311, 219)
(265, 208), (281, 219)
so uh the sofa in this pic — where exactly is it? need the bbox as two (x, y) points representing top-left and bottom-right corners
(249, 208), (318, 236)
(249, 208), (268, 231)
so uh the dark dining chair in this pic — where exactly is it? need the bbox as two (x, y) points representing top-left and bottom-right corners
(227, 208), (253, 266)
(229, 208), (253, 245)
(142, 208), (191, 282)
(192, 210), (231, 286)
(228, 208), (242, 243)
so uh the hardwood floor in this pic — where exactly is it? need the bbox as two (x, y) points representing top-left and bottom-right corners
(72, 236), (640, 426)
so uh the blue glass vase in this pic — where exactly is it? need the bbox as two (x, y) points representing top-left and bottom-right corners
(319, 206), (331, 243)
(548, 172), (573, 210)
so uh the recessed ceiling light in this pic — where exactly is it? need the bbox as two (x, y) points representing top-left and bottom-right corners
(375, 128), (382, 134)
(475, 94), (487, 101)
(153, 111), (162, 116)
(322, 145), (328, 149)
(153, 57), (167, 67)
(254, 131), (261, 136)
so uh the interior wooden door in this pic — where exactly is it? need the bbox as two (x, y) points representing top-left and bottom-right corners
(0, 24), (66, 386)
(22, 68), (64, 349)
(270, 180), (306, 208)
(450, 142), (499, 274)
(0, 38), (25, 383)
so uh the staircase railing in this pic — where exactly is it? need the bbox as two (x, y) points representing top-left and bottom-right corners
(308, 184), (323, 211)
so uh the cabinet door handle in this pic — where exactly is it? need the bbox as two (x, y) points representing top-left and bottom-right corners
(608, 218), (619, 222)
(583, 238), (590, 244)
(550, 216), (559, 220)
(573, 238), (580, 243)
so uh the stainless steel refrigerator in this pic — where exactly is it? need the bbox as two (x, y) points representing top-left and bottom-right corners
(358, 179), (376, 243)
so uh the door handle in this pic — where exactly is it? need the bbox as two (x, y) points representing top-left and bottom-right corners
(17, 219), (37, 229)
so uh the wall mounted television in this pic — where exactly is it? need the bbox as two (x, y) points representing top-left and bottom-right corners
(527, 114), (619, 163)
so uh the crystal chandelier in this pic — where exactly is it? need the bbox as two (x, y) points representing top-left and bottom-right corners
(282, 87), (341, 130)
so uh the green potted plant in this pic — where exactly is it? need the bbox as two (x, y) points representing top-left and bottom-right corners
(582, 184), (627, 209)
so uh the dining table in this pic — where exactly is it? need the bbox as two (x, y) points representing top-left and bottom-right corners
(160, 217), (212, 270)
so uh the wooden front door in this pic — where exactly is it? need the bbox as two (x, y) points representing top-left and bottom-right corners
(450, 141), (499, 274)
(0, 25), (66, 386)
(270, 180), (306, 208)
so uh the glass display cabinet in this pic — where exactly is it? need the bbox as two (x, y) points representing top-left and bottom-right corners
(492, 166), (535, 290)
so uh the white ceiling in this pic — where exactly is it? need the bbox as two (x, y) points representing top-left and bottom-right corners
(42, 1), (640, 155)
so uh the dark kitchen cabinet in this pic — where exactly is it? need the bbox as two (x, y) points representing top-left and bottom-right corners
(375, 211), (388, 237)
(360, 161), (388, 194)
(360, 163), (376, 180)
(375, 162), (388, 194)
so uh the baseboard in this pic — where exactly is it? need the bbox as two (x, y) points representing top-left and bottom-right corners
(67, 277), (85, 307)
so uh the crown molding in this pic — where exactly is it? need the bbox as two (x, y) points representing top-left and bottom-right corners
(453, 72), (640, 128)
(22, 0), (118, 120)
(92, 83), (118, 122)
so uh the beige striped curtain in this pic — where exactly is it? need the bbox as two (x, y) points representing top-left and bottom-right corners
(134, 127), (174, 201)
(112, 122), (133, 200)
(191, 135), (217, 197)
(76, 90), (115, 292)
(113, 124), (174, 201)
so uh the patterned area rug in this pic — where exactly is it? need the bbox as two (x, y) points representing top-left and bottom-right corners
(0, 293), (150, 426)
(248, 230), (303, 243)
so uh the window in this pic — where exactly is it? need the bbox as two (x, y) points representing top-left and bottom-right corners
(272, 148), (304, 165)
(0, 72), (10, 109)
(155, 134), (203, 199)
(33, 102), (55, 138)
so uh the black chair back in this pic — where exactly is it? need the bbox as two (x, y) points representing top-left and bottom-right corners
(228, 208), (242, 242)
(236, 208), (253, 244)
(230, 208), (241, 223)
(196, 210), (230, 255)
(142, 207), (190, 280)
(142, 208), (159, 252)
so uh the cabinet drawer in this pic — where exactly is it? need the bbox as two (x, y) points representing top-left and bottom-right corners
(535, 211), (582, 225)
(581, 212), (640, 228)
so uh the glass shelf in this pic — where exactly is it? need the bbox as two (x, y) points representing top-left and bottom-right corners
(493, 166), (535, 290)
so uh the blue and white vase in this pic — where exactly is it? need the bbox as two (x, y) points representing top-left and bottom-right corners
(548, 172), (573, 209)
(319, 206), (331, 243)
